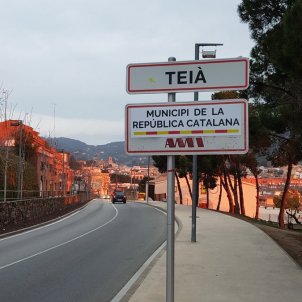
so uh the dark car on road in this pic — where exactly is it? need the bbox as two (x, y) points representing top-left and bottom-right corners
(112, 191), (126, 203)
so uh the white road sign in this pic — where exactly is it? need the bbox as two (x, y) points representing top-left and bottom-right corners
(125, 99), (248, 155)
(126, 57), (249, 94)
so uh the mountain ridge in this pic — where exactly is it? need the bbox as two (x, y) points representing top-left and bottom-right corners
(47, 137), (148, 167)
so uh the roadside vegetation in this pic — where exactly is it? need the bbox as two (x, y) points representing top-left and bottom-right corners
(153, 0), (302, 229)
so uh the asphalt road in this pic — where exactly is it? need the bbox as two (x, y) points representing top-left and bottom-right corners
(0, 199), (167, 302)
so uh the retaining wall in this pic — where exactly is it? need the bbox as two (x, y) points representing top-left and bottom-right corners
(0, 192), (91, 230)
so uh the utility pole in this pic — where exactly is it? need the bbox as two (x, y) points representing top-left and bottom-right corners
(145, 156), (150, 203)
(4, 137), (9, 202)
(166, 56), (176, 302)
(62, 150), (65, 196)
(2, 89), (8, 121)
(17, 120), (23, 200)
(2, 90), (9, 202)
(191, 43), (223, 242)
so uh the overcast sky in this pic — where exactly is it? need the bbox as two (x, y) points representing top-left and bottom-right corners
(0, 0), (254, 146)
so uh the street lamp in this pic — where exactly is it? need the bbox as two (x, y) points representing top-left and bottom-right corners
(191, 43), (223, 242)
(3, 139), (9, 202)
(195, 43), (223, 59)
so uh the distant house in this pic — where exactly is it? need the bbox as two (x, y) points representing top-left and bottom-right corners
(149, 174), (192, 205)
(82, 167), (110, 197)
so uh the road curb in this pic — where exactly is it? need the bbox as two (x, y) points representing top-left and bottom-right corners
(142, 201), (183, 238)
(111, 201), (182, 302)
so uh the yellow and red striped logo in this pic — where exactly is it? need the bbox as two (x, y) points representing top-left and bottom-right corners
(133, 129), (239, 136)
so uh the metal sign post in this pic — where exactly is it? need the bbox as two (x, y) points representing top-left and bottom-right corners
(166, 56), (176, 302)
(145, 156), (150, 203)
(191, 43), (222, 242)
(125, 53), (249, 302)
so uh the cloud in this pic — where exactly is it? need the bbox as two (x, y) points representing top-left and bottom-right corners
(0, 0), (254, 144)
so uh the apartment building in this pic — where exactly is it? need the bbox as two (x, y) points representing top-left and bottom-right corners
(0, 120), (74, 197)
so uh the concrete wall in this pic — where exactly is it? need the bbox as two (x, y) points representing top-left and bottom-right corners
(153, 175), (193, 204)
(0, 192), (90, 230)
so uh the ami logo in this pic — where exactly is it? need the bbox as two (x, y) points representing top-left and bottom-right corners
(165, 137), (204, 148)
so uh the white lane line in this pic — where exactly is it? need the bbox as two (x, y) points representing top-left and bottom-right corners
(0, 204), (118, 271)
(0, 210), (81, 242)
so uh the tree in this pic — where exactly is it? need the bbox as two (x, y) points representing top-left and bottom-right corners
(11, 129), (39, 195)
(0, 149), (18, 195)
(238, 0), (302, 228)
(285, 192), (301, 225)
(243, 103), (271, 219)
(262, 0), (302, 84)
(238, 1), (293, 37)
(212, 91), (242, 214)
(14, 130), (37, 164)
(175, 173), (183, 204)
(197, 155), (218, 209)
(225, 157), (240, 214)
(229, 155), (247, 215)
(176, 156), (192, 203)
(152, 155), (187, 204)
(273, 190), (301, 224)
(270, 138), (302, 228)
(22, 161), (39, 197)
(152, 156), (167, 174)
(220, 160), (235, 214)
(242, 151), (262, 219)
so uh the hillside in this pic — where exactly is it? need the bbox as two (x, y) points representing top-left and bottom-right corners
(47, 137), (148, 167)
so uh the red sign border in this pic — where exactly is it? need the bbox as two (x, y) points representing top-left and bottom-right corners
(126, 58), (249, 94)
(125, 99), (248, 155)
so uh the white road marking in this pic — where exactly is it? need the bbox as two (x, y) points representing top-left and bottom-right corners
(0, 203), (118, 271)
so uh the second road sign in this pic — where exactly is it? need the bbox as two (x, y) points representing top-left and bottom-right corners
(125, 99), (248, 155)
